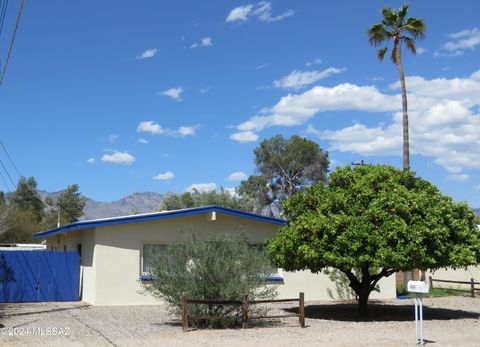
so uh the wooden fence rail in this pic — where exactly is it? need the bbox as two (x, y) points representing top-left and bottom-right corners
(181, 292), (305, 332)
(428, 276), (479, 298)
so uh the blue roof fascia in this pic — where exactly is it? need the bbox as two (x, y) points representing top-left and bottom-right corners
(33, 205), (286, 239)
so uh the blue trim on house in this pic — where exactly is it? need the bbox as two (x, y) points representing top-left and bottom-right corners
(33, 205), (286, 239)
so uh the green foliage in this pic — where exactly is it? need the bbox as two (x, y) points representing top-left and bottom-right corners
(142, 232), (277, 327)
(267, 165), (480, 316)
(368, 4), (426, 64)
(10, 177), (45, 223)
(160, 187), (254, 212)
(45, 184), (86, 228)
(0, 179), (86, 242)
(0, 207), (42, 243)
(239, 135), (329, 215)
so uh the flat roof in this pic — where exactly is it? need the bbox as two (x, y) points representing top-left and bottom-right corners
(33, 205), (286, 239)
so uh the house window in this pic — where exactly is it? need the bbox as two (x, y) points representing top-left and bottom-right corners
(142, 244), (167, 274)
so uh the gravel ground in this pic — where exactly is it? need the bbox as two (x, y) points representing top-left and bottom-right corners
(0, 296), (479, 346)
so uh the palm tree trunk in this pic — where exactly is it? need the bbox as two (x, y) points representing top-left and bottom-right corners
(395, 45), (410, 170)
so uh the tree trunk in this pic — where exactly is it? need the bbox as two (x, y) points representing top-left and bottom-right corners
(395, 44), (410, 170)
(357, 286), (371, 318)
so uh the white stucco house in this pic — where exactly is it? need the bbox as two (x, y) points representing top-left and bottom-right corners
(33, 206), (396, 305)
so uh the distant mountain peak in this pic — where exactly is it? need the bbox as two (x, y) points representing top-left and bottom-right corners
(39, 191), (164, 220)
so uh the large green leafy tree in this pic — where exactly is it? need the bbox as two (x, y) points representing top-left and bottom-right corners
(239, 135), (329, 215)
(267, 165), (479, 317)
(45, 184), (86, 228)
(368, 4), (426, 170)
(160, 187), (254, 212)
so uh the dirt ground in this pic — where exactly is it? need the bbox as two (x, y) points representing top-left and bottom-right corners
(0, 296), (479, 346)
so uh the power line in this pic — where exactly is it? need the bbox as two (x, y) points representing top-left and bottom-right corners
(0, 0), (9, 38)
(0, 140), (56, 209)
(0, 165), (12, 192)
(0, 156), (15, 188)
(0, 0), (24, 87)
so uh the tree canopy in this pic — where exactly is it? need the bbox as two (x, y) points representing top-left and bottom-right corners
(160, 188), (254, 212)
(239, 135), (329, 215)
(45, 184), (86, 228)
(267, 165), (479, 317)
(0, 178), (86, 243)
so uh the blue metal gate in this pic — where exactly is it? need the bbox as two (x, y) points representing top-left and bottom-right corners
(0, 250), (80, 302)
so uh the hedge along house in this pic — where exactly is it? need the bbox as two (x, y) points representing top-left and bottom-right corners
(33, 206), (396, 305)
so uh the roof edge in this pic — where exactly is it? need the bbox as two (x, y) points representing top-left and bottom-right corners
(33, 205), (286, 239)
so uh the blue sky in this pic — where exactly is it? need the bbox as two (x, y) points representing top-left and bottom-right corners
(1, 1), (480, 207)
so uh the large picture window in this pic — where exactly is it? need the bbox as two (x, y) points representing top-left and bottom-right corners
(142, 244), (167, 274)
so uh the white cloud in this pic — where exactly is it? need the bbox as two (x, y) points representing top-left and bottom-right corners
(225, 2), (293, 24)
(176, 125), (198, 137)
(302, 70), (480, 173)
(136, 121), (198, 137)
(274, 67), (346, 90)
(235, 83), (399, 134)
(416, 47), (427, 55)
(137, 121), (163, 134)
(227, 171), (248, 181)
(256, 63), (269, 69)
(87, 158), (95, 164)
(153, 171), (175, 181)
(230, 131), (259, 143)
(101, 151), (136, 165)
(233, 69), (480, 173)
(136, 48), (157, 59)
(447, 174), (469, 182)
(199, 86), (211, 94)
(435, 28), (480, 57)
(305, 58), (322, 67)
(190, 37), (212, 49)
(159, 87), (184, 101)
(186, 182), (217, 193)
(108, 134), (119, 143)
(223, 187), (237, 197)
(225, 4), (253, 23)
(138, 138), (149, 144)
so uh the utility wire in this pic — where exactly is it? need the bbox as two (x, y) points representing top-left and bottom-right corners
(0, 165), (12, 192)
(0, 140), (56, 209)
(0, 0), (9, 38)
(0, 0), (24, 87)
(0, 156), (15, 188)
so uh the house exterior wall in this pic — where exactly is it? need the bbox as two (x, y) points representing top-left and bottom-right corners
(45, 212), (396, 305)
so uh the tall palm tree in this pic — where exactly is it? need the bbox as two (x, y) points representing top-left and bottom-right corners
(368, 4), (426, 170)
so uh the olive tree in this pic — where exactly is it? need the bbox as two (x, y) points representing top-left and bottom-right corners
(142, 232), (277, 327)
(267, 165), (480, 317)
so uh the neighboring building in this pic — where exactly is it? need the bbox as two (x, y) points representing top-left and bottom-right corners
(33, 206), (396, 305)
(0, 243), (46, 251)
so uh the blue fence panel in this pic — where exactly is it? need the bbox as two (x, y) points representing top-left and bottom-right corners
(0, 250), (80, 302)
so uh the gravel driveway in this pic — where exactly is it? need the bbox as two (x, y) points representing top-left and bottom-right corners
(0, 296), (479, 346)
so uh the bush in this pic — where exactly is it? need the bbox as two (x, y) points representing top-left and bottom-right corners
(142, 232), (277, 327)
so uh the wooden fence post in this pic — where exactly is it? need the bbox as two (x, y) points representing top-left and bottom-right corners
(242, 295), (248, 329)
(471, 278), (475, 298)
(182, 295), (188, 332)
(428, 276), (433, 290)
(299, 292), (305, 328)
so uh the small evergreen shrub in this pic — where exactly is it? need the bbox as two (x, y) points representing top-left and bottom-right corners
(142, 232), (277, 327)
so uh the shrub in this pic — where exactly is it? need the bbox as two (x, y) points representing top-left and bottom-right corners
(142, 232), (277, 327)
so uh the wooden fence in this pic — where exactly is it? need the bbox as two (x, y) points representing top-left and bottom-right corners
(181, 292), (305, 331)
(429, 276), (480, 297)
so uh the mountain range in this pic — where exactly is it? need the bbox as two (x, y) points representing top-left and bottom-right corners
(39, 191), (164, 220)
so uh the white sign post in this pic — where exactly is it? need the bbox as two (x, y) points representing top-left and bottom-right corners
(407, 281), (429, 345)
